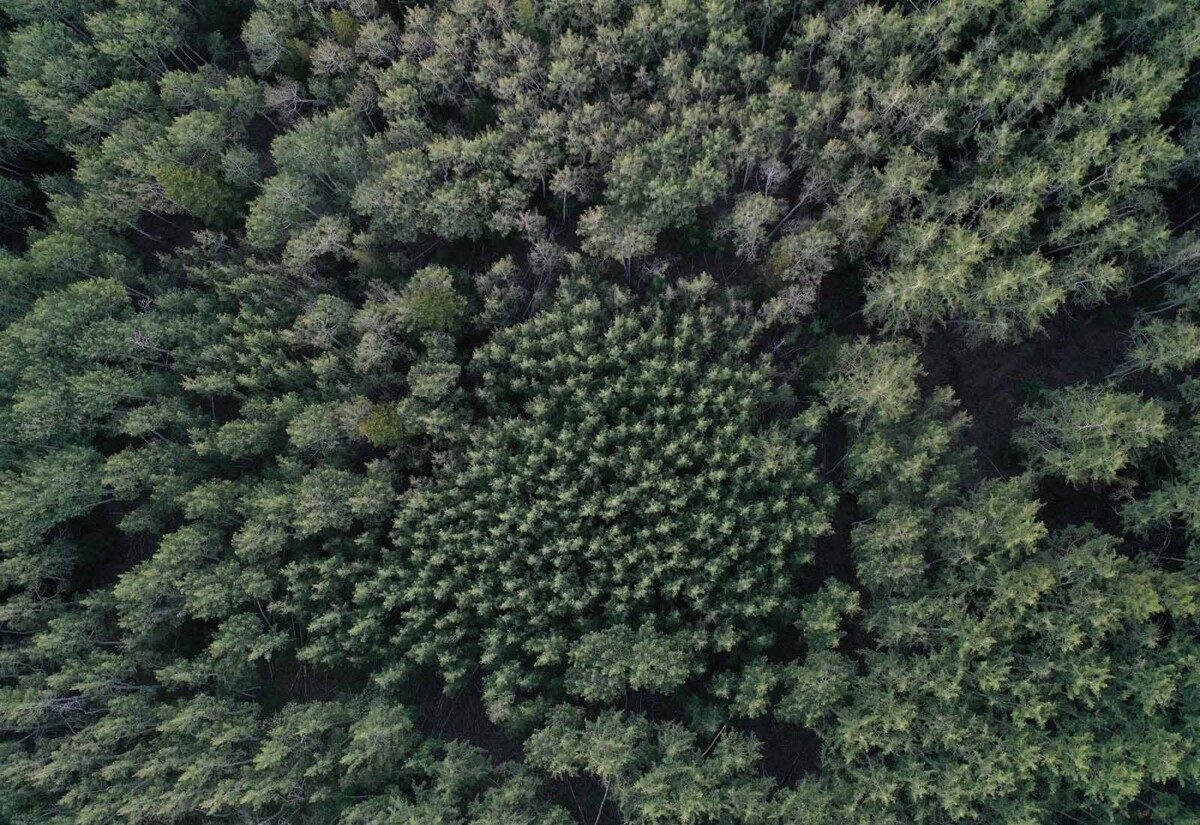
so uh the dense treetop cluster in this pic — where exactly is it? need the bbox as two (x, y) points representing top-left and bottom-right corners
(1, 0), (1199, 822)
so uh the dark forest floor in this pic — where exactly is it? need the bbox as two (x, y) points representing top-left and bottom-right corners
(918, 300), (1136, 479)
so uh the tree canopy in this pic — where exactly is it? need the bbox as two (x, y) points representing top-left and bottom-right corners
(2, 0), (1199, 822)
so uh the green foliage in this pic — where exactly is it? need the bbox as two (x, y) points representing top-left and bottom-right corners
(1119, 317), (1200, 377)
(0, 446), (103, 589)
(154, 164), (241, 227)
(817, 357), (1200, 821)
(1015, 385), (1169, 485)
(345, 276), (831, 720)
(4, 21), (111, 144)
(398, 265), (467, 335)
(306, 0), (1200, 338)
(800, 579), (860, 651)
(359, 402), (406, 448)
(3, 0), (1200, 820)
(1123, 380), (1200, 550)
(329, 9), (359, 47)
(826, 506), (1200, 821)
(822, 339), (971, 594)
(526, 707), (776, 823)
(564, 625), (703, 704)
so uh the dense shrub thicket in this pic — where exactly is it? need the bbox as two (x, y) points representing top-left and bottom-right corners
(1, 0), (1199, 822)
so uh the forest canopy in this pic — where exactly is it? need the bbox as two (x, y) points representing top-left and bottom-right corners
(1, 0), (1199, 823)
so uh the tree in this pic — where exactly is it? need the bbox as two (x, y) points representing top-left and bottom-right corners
(4, 0), (1200, 820)
(1015, 385), (1168, 485)
(341, 276), (833, 726)
(153, 165), (241, 227)
(5, 21), (111, 144)
(396, 265), (468, 334)
(86, 0), (190, 76)
(578, 206), (656, 274)
(526, 707), (777, 824)
(564, 625), (703, 704)
(1116, 317), (1200, 378)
